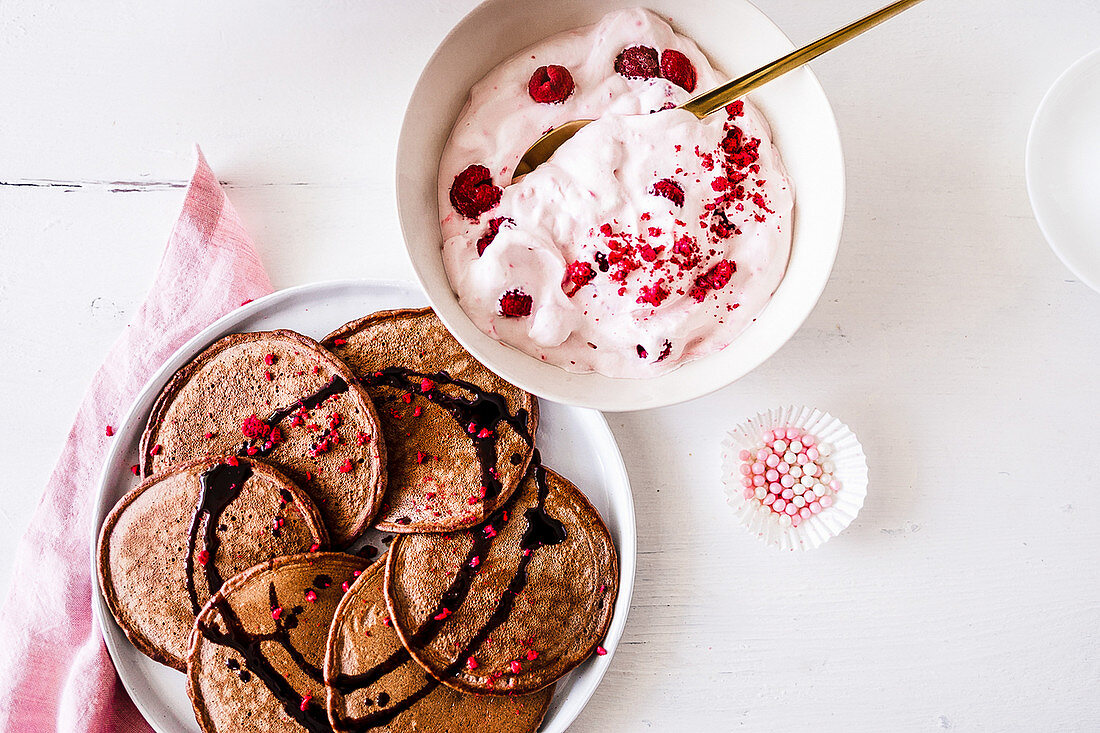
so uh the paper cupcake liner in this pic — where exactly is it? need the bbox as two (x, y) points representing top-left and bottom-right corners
(722, 406), (868, 551)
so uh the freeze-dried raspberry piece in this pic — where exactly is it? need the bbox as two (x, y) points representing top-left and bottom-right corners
(614, 45), (659, 79)
(649, 178), (685, 207)
(689, 259), (736, 301)
(450, 164), (501, 220)
(659, 49), (697, 91)
(565, 260), (596, 288)
(499, 290), (533, 317)
(636, 281), (669, 307)
(528, 65), (575, 103)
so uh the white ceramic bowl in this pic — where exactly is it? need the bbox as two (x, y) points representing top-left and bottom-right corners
(1026, 48), (1100, 293)
(396, 0), (845, 412)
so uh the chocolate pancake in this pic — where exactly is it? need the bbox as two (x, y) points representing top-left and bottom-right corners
(325, 560), (553, 733)
(188, 552), (369, 733)
(385, 459), (618, 694)
(322, 308), (537, 533)
(142, 329), (387, 546)
(97, 456), (327, 671)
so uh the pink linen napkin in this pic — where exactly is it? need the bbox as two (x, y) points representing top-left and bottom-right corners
(0, 148), (273, 732)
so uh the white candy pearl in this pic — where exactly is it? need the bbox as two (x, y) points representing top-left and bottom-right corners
(804, 490), (817, 502)
(784, 451), (797, 464)
(819, 473), (833, 486)
(801, 474), (816, 487)
(793, 495), (807, 508)
(789, 466), (803, 479)
(778, 513), (792, 528)
(773, 439), (788, 452)
(789, 440), (803, 453)
(793, 484), (806, 496)
(754, 486), (768, 500)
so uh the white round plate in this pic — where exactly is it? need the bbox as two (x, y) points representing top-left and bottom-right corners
(396, 0), (844, 411)
(1027, 48), (1100, 293)
(91, 279), (636, 733)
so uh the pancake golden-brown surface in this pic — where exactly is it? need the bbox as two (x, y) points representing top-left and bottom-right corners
(188, 552), (369, 733)
(97, 456), (327, 671)
(323, 308), (537, 534)
(325, 560), (553, 733)
(385, 463), (618, 695)
(142, 330), (386, 546)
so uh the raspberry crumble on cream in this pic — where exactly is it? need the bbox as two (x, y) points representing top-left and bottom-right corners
(438, 8), (793, 378)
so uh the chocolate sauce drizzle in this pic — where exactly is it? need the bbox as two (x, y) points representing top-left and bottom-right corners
(184, 461), (254, 615)
(333, 452), (566, 732)
(360, 367), (531, 502)
(197, 581), (332, 733)
(243, 375), (351, 458)
(265, 375), (349, 428)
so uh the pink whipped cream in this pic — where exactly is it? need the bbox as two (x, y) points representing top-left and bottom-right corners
(439, 8), (793, 378)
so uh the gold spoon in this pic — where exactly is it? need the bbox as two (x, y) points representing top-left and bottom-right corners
(512, 0), (925, 182)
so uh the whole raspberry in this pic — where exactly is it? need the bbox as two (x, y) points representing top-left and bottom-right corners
(499, 289), (533, 318)
(614, 45), (659, 80)
(450, 164), (501, 220)
(528, 65), (575, 104)
(659, 49), (697, 92)
(649, 178), (685, 207)
(476, 216), (511, 256)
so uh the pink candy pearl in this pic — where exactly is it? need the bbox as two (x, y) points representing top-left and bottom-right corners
(800, 507), (811, 519)
(753, 475), (766, 487)
(762, 493), (776, 506)
(741, 476), (753, 488)
(830, 479), (841, 491)
(781, 488), (794, 500)
(791, 514), (802, 527)
(765, 469), (779, 482)
(820, 495), (834, 508)
(806, 447), (819, 460)
(756, 449), (769, 461)
(769, 482), (782, 494)
(777, 462), (790, 474)
(751, 462), (765, 475)
(803, 489), (817, 502)
(765, 454), (780, 468)
(802, 434), (816, 447)
(785, 427), (801, 439)
(780, 474), (795, 488)
(739, 449), (752, 461)
(784, 503), (797, 515)
(739, 463), (751, 476)
(809, 501), (822, 514)
(762, 430), (775, 443)
(796, 453), (809, 465)
(743, 487), (754, 500)
(772, 498), (787, 512)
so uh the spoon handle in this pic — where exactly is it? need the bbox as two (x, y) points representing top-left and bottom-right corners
(680, 0), (926, 119)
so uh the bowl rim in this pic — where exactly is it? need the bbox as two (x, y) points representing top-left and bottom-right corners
(395, 0), (845, 412)
(1025, 46), (1100, 294)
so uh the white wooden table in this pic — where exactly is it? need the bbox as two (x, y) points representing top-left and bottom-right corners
(3, 1), (1100, 729)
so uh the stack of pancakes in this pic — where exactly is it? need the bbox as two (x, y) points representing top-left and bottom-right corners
(97, 308), (619, 733)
